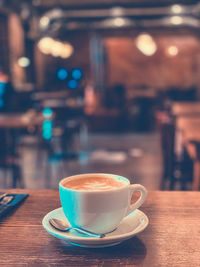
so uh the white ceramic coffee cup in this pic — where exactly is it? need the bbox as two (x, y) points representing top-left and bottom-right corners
(59, 173), (147, 234)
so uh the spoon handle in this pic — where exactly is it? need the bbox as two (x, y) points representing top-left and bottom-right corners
(72, 227), (105, 238)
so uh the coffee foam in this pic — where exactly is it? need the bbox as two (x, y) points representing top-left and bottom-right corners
(63, 177), (126, 191)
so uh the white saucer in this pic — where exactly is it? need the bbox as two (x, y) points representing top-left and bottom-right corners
(42, 207), (149, 248)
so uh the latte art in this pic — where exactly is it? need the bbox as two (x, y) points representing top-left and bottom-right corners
(63, 177), (126, 191)
(79, 181), (117, 191)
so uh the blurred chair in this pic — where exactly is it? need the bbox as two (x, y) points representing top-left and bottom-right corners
(39, 100), (88, 186)
(159, 113), (193, 190)
(48, 99), (86, 157)
(0, 129), (23, 188)
(166, 87), (196, 102)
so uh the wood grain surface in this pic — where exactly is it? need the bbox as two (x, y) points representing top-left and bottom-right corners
(172, 102), (200, 117)
(0, 112), (45, 129)
(177, 117), (200, 142)
(1, 190), (200, 266)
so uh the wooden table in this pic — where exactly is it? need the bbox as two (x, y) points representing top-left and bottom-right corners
(1, 189), (200, 266)
(0, 111), (46, 129)
(171, 101), (200, 117)
(177, 117), (200, 142)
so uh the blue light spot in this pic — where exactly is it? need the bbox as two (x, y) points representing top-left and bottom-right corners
(57, 68), (68, 80)
(0, 82), (6, 95)
(42, 120), (52, 140)
(43, 107), (53, 118)
(79, 152), (88, 164)
(71, 68), (82, 80)
(67, 79), (78, 89)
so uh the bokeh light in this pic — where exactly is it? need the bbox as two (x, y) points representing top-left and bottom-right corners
(67, 80), (78, 89)
(171, 5), (182, 14)
(43, 107), (53, 118)
(38, 37), (74, 58)
(57, 68), (68, 80)
(136, 33), (157, 56)
(72, 68), (82, 80)
(18, 57), (30, 67)
(166, 46), (179, 56)
(170, 16), (183, 25)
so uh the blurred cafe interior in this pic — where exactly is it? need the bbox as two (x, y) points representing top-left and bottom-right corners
(1, 0), (200, 191)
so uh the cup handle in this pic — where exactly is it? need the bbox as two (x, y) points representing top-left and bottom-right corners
(126, 184), (147, 216)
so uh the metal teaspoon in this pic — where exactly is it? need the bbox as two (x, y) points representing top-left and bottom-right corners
(49, 218), (105, 238)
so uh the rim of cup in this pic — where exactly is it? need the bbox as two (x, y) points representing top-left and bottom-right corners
(59, 173), (130, 192)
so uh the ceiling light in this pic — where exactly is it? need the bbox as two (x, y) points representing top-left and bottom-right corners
(136, 33), (157, 56)
(37, 37), (74, 58)
(110, 7), (124, 17)
(170, 16), (183, 25)
(171, 5), (183, 14)
(166, 46), (179, 56)
(113, 17), (126, 27)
